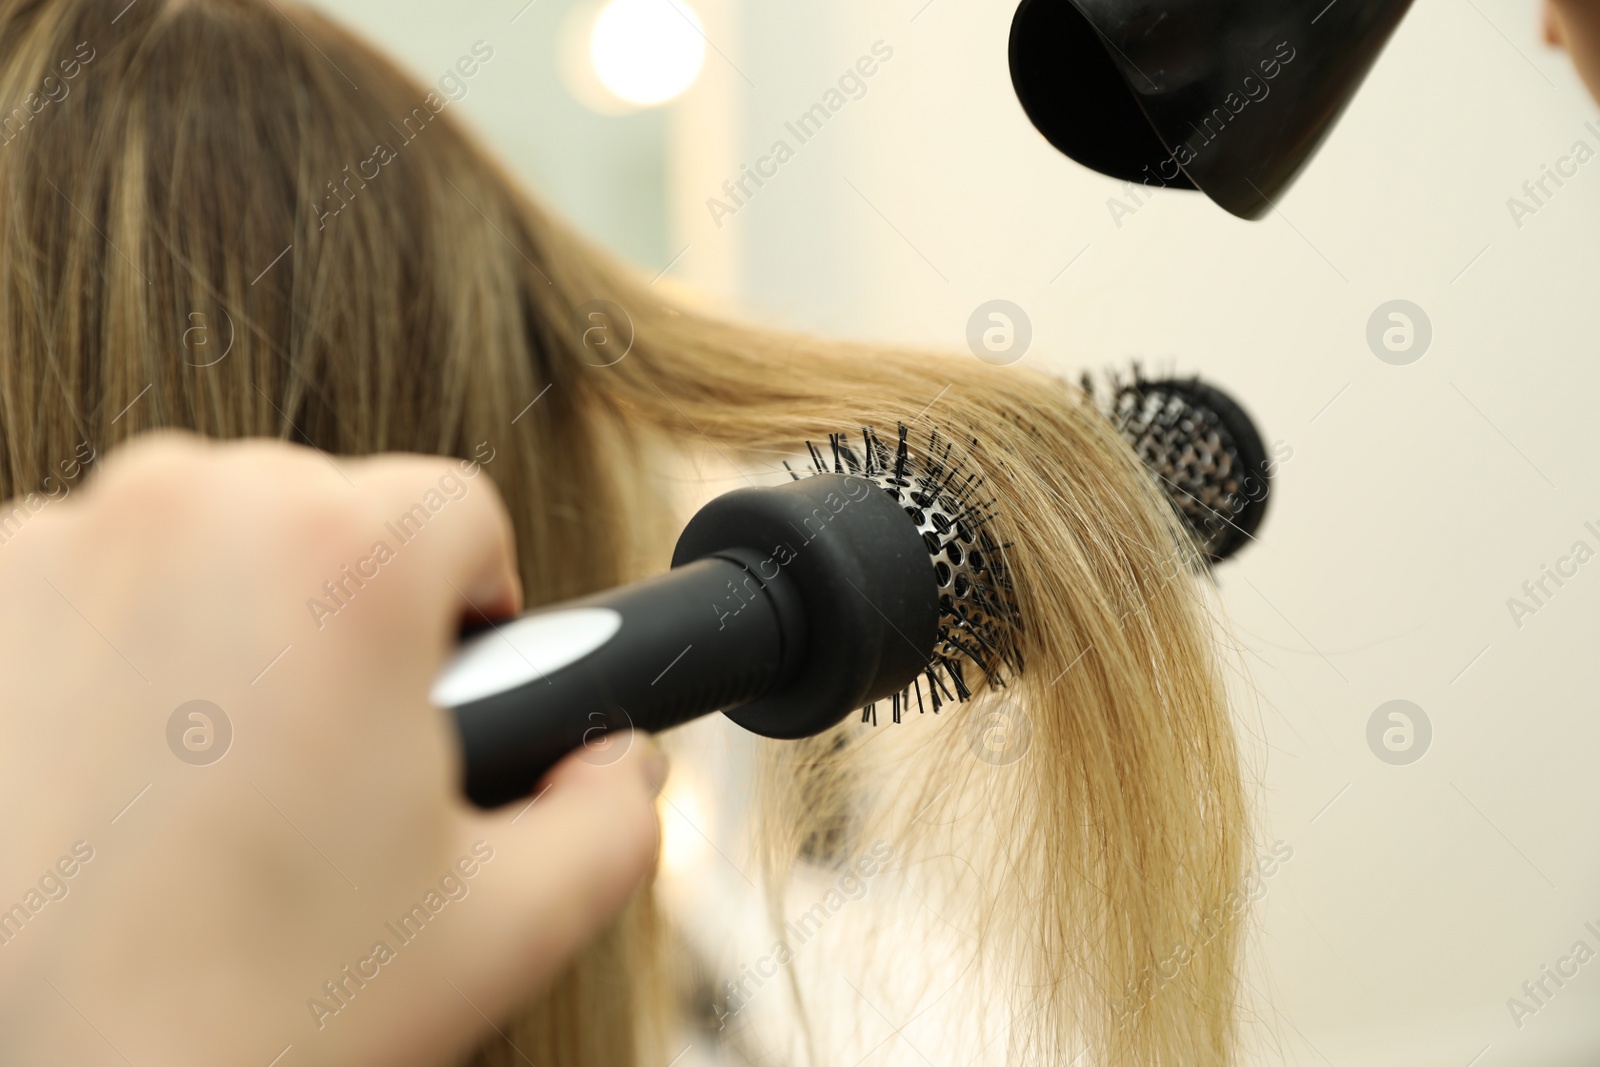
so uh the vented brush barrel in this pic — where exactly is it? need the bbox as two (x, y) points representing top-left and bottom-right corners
(1091, 372), (1272, 564)
(439, 474), (942, 808)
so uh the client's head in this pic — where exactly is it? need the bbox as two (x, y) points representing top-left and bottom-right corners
(0, 3), (1251, 1066)
(0, 0), (653, 604)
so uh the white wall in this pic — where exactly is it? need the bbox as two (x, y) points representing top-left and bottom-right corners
(304, 0), (672, 266)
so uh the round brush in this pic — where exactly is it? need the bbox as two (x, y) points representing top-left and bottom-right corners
(438, 373), (1269, 809)
(437, 426), (1017, 808)
(1087, 370), (1272, 564)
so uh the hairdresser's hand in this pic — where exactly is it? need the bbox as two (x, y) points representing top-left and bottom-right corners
(0, 433), (664, 1067)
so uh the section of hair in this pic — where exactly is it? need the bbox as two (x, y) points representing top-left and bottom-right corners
(0, 2), (1249, 1065)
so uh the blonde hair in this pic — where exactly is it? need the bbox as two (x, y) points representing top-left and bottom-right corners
(0, 1), (1248, 1063)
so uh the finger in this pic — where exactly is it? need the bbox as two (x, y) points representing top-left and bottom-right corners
(73, 428), (204, 494)
(343, 453), (524, 633)
(444, 733), (667, 1002)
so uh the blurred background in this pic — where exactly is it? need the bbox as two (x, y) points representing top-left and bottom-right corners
(307, 1), (1600, 1064)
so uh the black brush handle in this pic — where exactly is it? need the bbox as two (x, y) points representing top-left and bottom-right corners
(437, 474), (941, 809)
(439, 550), (806, 808)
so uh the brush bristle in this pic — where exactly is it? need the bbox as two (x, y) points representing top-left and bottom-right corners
(1086, 368), (1271, 564)
(788, 425), (1022, 726)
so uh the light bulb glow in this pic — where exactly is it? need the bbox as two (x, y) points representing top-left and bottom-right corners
(588, 0), (706, 107)
(657, 777), (711, 876)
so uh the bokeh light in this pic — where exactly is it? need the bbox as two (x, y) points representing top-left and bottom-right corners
(588, 0), (706, 107)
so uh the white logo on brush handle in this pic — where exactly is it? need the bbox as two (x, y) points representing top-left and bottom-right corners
(430, 608), (623, 708)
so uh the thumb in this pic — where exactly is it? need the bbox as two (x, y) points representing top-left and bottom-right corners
(445, 733), (667, 1007)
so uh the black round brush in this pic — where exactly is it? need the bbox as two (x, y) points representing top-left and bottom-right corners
(438, 373), (1270, 809)
(1087, 371), (1272, 564)
(437, 427), (1018, 809)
